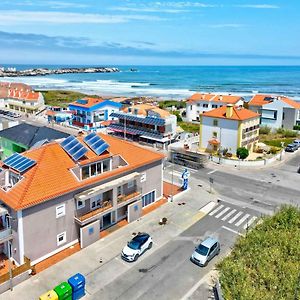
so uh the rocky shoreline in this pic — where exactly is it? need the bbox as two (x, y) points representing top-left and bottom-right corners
(0, 67), (119, 77)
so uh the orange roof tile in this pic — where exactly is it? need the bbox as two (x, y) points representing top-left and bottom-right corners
(202, 106), (259, 121)
(187, 93), (242, 104)
(281, 97), (300, 109)
(70, 97), (104, 108)
(248, 94), (274, 107)
(0, 134), (164, 210)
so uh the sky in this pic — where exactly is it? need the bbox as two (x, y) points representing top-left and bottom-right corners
(0, 0), (300, 65)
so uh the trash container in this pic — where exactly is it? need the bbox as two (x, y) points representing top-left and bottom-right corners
(68, 273), (85, 300)
(39, 290), (58, 300)
(54, 282), (72, 300)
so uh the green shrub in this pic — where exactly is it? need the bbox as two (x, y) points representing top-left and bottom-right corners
(178, 122), (199, 133)
(293, 125), (300, 131)
(270, 146), (280, 154)
(259, 126), (271, 135)
(276, 127), (285, 134)
(171, 111), (183, 122)
(282, 129), (297, 138)
(236, 147), (249, 159)
(264, 138), (294, 148)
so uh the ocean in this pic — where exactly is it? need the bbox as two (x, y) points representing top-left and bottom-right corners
(1, 65), (300, 100)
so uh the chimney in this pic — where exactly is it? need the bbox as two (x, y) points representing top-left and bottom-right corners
(226, 104), (233, 118)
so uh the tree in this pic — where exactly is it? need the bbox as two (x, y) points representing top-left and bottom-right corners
(236, 147), (249, 159)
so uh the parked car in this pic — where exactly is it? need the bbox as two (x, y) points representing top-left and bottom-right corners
(190, 237), (220, 267)
(285, 144), (298, 152)
(292, 139), (300, 149)
(121, 233), (152, 262)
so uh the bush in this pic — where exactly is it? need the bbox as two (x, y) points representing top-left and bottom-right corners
(264, 138), (294, 148)
(259, 126), (271, 135)
(236, 147), (249, 159)
(276, 127), (285, 134)
(282, 129), (297, 138)
(270, 146), (280, 154)
(171, 111), (183, 122)
(293, 125), (300, 131)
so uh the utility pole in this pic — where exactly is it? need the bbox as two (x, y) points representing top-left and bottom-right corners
(124, 114), (126, 140)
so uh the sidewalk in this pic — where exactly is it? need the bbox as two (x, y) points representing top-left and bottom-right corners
(1, 180), (217, 300)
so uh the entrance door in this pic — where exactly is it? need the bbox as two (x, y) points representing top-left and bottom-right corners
(142, 191), (155, 207)
(102, 213), (112, 229)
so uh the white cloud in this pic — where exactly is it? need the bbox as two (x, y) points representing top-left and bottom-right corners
(236, 4), (279, 9)
(0, 10), (164, 25)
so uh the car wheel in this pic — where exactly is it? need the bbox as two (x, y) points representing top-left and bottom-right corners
(134, 254), (139, 261)
(148, 242), (153, 250)
(216, 249), (220, 255)
(204, 261), (208, 267)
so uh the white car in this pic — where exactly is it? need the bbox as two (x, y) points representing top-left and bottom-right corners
(121, 233), (152, 262)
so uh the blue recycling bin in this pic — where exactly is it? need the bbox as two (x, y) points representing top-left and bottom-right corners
(68, 273), (85, 300)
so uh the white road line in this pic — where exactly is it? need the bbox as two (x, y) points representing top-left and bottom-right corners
(243, 216), (257, 230)
(235, 214), (251, 227)
(221, 226), (244, 237)
(228, 211), (243, 224)
(208, 204), (224, 216)
(215, 207), (230, 219)
(221, 209), (237, 221)
(207, 169), (217, 175)
(199, 201), (216, 214)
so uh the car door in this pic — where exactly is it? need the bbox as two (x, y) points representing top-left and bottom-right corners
(140, 237), (148, 253)
(208, 243), (217, 261)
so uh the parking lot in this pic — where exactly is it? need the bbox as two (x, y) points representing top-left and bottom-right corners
(0, 109), (21, 119)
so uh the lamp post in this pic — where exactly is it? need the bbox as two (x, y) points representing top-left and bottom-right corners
(5, 215), (14, 291)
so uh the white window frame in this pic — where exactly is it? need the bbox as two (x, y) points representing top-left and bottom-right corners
(57, 232), (66, 246)
(56, 204), (66, 218)
(77, 199), (85, 210)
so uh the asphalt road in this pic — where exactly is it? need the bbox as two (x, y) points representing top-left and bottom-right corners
(93, 202), (259, 300)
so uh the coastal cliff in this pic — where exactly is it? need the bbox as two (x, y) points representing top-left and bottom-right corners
(0, 67), (119, 77)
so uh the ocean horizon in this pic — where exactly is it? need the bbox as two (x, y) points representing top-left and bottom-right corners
(1, 65), (300, 100)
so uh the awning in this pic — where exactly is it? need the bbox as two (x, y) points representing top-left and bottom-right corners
(208, 138), (220, 145)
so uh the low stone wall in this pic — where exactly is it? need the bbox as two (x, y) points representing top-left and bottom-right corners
(211, 150), (285, 168)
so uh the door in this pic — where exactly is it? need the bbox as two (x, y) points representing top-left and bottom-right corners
(142, 191), (155, 207)
(102, 213), (111, 229)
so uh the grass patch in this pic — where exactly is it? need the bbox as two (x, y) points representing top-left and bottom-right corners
(41, 90), (99, 107)
(159, 100), (186, 110)
(178, 121), (199, 133)
(218, 206), (300, 300)
(263, 138), (294, 148)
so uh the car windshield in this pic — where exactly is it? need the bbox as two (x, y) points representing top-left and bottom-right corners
(127, 240), (140, 250)
(196, 244), (209, 256)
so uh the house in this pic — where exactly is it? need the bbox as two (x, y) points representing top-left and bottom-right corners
(0, 82), (45, 114)
(68, 97), (122, 130)
(0, 133), (164, 269)
(199, 104), (260, 154)
(248, 94), (300, 129)
(46, 106), (74, 124)
(186, 93), (244, 122)
(0, 123), (69, 159)
(108, 104), (177, 149)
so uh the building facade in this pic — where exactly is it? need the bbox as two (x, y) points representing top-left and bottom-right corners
(108, 104), (177, 149)
(0, 133), (164, 267)
(199, 104), (260, 154)
(186, 93), (244, 122)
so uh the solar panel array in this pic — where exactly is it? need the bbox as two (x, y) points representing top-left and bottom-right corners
(110, 112), (165, 126)
(84, 133), (109, 156)
(3, 153), (36, 173)
(60, 135), (88, 161)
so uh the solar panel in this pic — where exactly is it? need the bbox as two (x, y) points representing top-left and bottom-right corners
(84, 133), (109, 156)
(60, 135), (88, 161)
(3, 153), (36, 173)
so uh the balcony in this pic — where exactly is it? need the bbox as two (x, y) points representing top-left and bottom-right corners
(0, 228), (13, 243)
(117, 191), (141, 206)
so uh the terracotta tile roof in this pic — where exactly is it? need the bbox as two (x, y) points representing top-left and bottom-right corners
(0, 134), (164, 210)
(281, 97), (300, 109)
(187, 93), (242, 104)
(248, 94), (274, 107)
(123, 104), (170, 118)
(70, 97), (104, 108)
(202, 106), (259, 121)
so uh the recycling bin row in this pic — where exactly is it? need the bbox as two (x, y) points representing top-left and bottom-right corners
(39, 273), (85, 300)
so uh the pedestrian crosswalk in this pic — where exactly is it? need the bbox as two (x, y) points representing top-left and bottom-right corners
(209, 204), (258, 230)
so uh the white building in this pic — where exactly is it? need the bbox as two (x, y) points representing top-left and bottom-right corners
(186, 93), (244, 122)
(199, 104), (260, 154)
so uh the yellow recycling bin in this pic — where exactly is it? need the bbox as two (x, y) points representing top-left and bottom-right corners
(39, 290), (58, 300)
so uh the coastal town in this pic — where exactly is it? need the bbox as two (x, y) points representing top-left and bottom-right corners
(0, 78), (299, 299)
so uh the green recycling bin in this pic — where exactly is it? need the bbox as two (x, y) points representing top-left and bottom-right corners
(53, 282), (72, 300)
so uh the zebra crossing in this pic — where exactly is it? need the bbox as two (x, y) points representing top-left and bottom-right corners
(208, 204), (258, 230)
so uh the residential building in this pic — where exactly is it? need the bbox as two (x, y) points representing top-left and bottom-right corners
(46, 106), (73, 124)
(0, 123), (69, 159)
(248, 94), (300, 129)
(108, 104), (177, 149)
(0, 82), (45, 114)
(68, 97), (122, 130)
(199, 104), (260, 154)
(186, 93), (244, 122)
(0, 133), (164, 268)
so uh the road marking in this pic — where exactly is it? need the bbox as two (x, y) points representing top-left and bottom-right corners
(199, 201), (216, 214)
(235, 214), (251, 227)
(221, 226), (244, 237)
(215, 207), (230, 219)
(243, 216), (257, 230)
(228, 211), (243, 224)
(207, 169), (217, 175)
(208, 204), (224, 216)
(221, 209), (237, 221)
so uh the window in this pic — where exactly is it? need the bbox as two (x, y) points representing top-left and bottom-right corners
(197, 103), (201, 107)
(128, 180), (135, 188)
(97, 162), (102, 174)
(213, 131), (218, 138)
(91, 164), (97, 177)
(82, 166), (90, 180)
(56, 204), (65, 218)
(77, 200), (85, 210)
(203, 104), (208, 108)
(212, 105), (218, 109)
(102, 160), (110, 172)
(57, 232), (66, 246)
(213, 119), (218, 126)
(91, 195), (102, 209)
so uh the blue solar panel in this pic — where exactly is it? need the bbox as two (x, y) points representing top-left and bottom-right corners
(60, 136), (88, 161)
(84, 133), (109, 156)
(3, 153), (36, 173)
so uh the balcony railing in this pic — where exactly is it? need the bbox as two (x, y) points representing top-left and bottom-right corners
(0, 228), (13, 242)
(76, 201), (113, 222)
(117, 191), (141, 205)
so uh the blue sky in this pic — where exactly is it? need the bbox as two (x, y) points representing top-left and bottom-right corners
(0, 0), (299, 65)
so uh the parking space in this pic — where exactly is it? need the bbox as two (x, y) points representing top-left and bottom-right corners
(0, 109), (21, 119)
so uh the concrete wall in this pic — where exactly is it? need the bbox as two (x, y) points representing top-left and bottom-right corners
(282, 107), (296, 129)
(80, 220), (100, 248)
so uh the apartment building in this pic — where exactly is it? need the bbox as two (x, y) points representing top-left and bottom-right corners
(186, 93), (244, 122)
(199, 104), (260, 154)
(0, 133), (164, 267)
